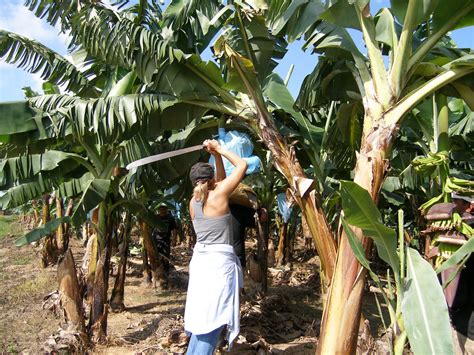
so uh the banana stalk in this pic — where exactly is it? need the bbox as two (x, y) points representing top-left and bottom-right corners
(55, 194), (66, 253)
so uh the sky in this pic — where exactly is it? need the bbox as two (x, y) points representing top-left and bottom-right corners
(0, 0), (473, 102)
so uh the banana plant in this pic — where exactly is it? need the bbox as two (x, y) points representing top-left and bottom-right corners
(15, 1), (338, 287)
(368, 93), (474, 246)
(0, 74), (137, 338)
(179, 1), (338, 282)
(340, 181), (455, 354)
(0, 0), (247, 342)
(67, 0), (340, 283)
(3, 0), (474, 351)
(0, 5), (176, 343)
(266, 1), (474, 351)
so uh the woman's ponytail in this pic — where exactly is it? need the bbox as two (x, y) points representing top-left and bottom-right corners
(193, 180), (209, 205)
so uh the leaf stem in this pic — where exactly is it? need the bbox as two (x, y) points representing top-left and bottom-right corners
(386, 66), (474, 125)
(390, 0), (418, 99)
(407, 3), (474, 74)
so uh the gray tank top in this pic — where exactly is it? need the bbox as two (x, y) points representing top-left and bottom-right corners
(192, 199), (232, 245)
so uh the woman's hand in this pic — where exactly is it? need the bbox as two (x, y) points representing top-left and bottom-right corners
(203, 139), (221, 155)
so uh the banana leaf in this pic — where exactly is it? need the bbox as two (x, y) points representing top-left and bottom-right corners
(402, 248), (454, 355)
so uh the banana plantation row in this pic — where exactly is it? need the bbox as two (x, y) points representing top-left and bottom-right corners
(0, 0), (473, 354)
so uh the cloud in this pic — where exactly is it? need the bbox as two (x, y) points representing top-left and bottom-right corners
(0, 1), (71, 100)
(0, 0), (69, 50)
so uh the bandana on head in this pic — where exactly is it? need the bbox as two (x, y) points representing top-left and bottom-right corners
(189, 162), (214, 186)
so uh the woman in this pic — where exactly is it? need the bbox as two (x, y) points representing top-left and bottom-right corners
(184, 139), (247, 355)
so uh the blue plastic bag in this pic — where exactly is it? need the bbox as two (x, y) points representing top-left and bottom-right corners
(277, 192), (293, 223)
(209, 128), (261, 176)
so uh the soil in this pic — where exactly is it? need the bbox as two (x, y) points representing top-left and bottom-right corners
(1, 216), (391, 354)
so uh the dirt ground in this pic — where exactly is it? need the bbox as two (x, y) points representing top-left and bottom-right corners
(0, 215), (393, 354)
(0, 216), (60, 353)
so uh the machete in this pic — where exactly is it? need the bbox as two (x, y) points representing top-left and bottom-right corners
(126, 144), (203, 170)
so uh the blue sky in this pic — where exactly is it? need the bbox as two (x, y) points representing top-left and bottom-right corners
(0, 0), (472, 101)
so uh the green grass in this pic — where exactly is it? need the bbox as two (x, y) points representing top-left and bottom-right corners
(0, 215), (22, 240)
(5, 341), (19, 353)
(11, 274), (52, 303)
(11, 256), (31, 266)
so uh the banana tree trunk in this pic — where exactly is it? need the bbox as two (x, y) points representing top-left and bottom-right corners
(90, 246), (111, 342)
(58, 249), (88, 344)
(110, 214), (131, 312)
(175, 221), (184, 246)
(221, 45), (336, 279)
(63, 198), (74, 239)
(41, 193), (58, 267)
(317, 123), (397, 354)
(287, 217), (296, 263)
(255, 108), (337, 282)
(142, 244), (152, 283)
(82, 224), (89, 244)
(83, 235), (98, 303)
(256, 209), (270, 293)
(55, 195), (66, 254)
(31, 199), (39, 227)
(82, 208), (99, 304)
(276, 220), (288, 266)
(89, 203), (112, 343)
(140, 220), (160, 287)
(302, 216), (313, 250)
(268, 238), (276, 268)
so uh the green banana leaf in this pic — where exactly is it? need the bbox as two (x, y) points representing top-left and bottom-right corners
(0, 151), (81, 188)
(374, 8), (399, 50)
(432, 0), (474, 31)
(390, 0), (440, 27)
(319, 0), (361, 30)
(0, 101), (39, 135)
(340, 180), (400, 275)
(0, 30), (94, 94)
(0, 175), (53, 209)
(341, 217), (373, 271)
(71, 178), (111, 226)
(402, 248), (454, 355)
(267, 0), (326, 42)
(220, 12), (286, 83)
(15, 217), (71, 247)
(162, 0), (225, 53)
(263, 72), (324, 142)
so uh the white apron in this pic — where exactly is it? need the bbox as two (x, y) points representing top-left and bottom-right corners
(184, 242), (243, 346)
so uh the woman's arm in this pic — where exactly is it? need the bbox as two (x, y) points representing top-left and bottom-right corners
(213, 146), (247, 197)
(204, 139), (226, 181)
(214, 154), (225, 182)
(203, 139), (247, 196)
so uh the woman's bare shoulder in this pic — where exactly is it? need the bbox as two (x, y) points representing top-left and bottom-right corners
(206, 190), (229, 215)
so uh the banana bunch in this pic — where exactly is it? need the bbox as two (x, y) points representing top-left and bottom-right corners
(419, 177), (473, 213)
(429, 212), (472, 236)
(430, 211), (473, 267)
(429, 218), (454, 231)
(452, 212), (463, 229)
(444, 176), (474, 194)
(412, 152), (449, 174)
(434, 243), (460, 268)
